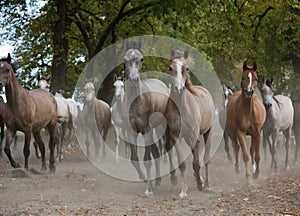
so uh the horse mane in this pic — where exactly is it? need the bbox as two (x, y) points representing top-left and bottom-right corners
(185, 75), (198, 96)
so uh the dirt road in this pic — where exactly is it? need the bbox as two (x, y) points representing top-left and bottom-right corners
(0, 130), (299, 215)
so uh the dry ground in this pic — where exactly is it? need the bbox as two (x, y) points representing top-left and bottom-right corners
(0, 129), (299, 216)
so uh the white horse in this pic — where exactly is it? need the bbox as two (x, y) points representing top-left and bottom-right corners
(111, 76), (130, 162)
(260, 78), (294, 171)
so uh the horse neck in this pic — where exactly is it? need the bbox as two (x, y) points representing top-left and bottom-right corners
(240, 92), (256, 116)
(169, 85), (189, 111)
(124, 80), (142, 104)
(5, 73), (22, 108)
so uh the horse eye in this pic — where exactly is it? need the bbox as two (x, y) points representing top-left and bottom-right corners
(141, 58), (144, 62)
(241, 77), (245, 81)
(186, 67), (189, 72)
(169, 66), (173, 71)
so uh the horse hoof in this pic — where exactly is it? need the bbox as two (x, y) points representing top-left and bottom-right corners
(285, 165), (290, 171)
(179, 191), (188, 198)
(13, 162), (21, 168)
(227, 155), (233, 162)
(145, 189), (153, 197)
(49, 165), (56, 173)
(253, 172), (259, 180)
(235, 167), (240, 175)
(170, 175), (178, 185)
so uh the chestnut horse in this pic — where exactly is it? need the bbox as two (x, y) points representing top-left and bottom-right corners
(260, 78), (293, 171)
(292, 99), (300, 161)
(0, 54), (57, 172)
(219, 85), (235, 161)
(165, 47), (215, 198)
(226, 61), (266, 184)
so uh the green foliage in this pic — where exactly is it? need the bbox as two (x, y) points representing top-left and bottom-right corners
(0, 0), (299, 96)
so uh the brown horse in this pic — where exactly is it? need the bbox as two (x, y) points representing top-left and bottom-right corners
(165, 47), (215, 197)
(0, 54), (57, 172)
(81, 79), (111, 159)
(0, 96), (5, 154)
(219, 85), (235, 161)
(292, 99), (300, 161)
(226, 61), (266, 184)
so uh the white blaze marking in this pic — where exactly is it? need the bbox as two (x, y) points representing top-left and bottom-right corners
(176, 60), (183, 90)
(248, 72), (252, 91)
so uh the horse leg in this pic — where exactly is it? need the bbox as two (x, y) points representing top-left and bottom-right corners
(283, 128), (291, 171)
(143, 144), (153, 197)
(151, 142), (161, 186)
(270, 131), (279, 172)
(4, 130), (20, 168)
(23, 130), (32, 170)
(33, 132), (46, 170)
(129, 133), (145, 181)
(224, 130), (232, 162)
(262, 130), (268, 161)
(47, 121), (57, 173)
(33, 140), (41, 159)
(165, 127), (177, 185)
(233, 135), (241, 174)
(238, 132), (251, 184)
(114, 126), (120, 163)
(203, 128), (212, 189)
(101, 124), (110, 158)
(0, 124), (4, 155)
(191, 140), (203, 191)
(294, 128), (300, 161)
(252, 132), (261, 180)
(250, 138), (256, 174)
(175, 139), (188, 198)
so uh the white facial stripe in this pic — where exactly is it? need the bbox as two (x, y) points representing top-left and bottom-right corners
(176, 60), (183, 87)
(248, 72), (252, 90)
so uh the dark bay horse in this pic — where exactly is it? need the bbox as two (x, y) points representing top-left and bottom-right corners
(122, 41), (170, 196)
(82, 79), (111, 159)
(226, 61), (266, 184)
(0, 54), (57, 172)
(0, 96), (5, 154)
(292, 99), (300, 161)
(219, 85), (235, 161)
(260, 78), (293, 171)
(165, 47), (215, 197)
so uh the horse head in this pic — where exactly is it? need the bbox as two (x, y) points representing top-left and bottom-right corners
(124, 41), (143, 83)
(223, 84), (234, 106)
(84, 78), (95, 105)
(0, 53), (16, 89)
(37, 74), (51, 90)
(241, 61), (258, 98)
(169, 47), (193, 94)
(113, 75), (125, 101)
(260, 77), (275, 109)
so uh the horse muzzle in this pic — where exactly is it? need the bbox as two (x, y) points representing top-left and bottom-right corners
(129, 74), (140, 82)
(174, 86), (185, 94)
(244, 89), (254, 98)
(264, 103), (272, 109)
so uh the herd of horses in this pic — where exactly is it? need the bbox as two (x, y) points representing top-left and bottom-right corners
(0, 41), (299, 198)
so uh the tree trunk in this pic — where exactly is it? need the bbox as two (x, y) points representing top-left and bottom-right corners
(50, 0), (70, 94)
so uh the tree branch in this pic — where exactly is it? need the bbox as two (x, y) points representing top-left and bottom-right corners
(93, 1), (154, 57)
(253, 6), (274, 40)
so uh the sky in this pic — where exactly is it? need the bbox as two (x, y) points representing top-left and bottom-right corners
(0, 44), (13, 58)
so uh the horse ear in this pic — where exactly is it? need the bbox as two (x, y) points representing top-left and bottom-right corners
(170, 46), (175, 59)
(114, 74), (118, 82)
(184, 47), (190, 59)
(253, 61), (257, 71)
(270, 77), (273, 84)
(7, 53), (11, 63)
(243, 61), (248, 70)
